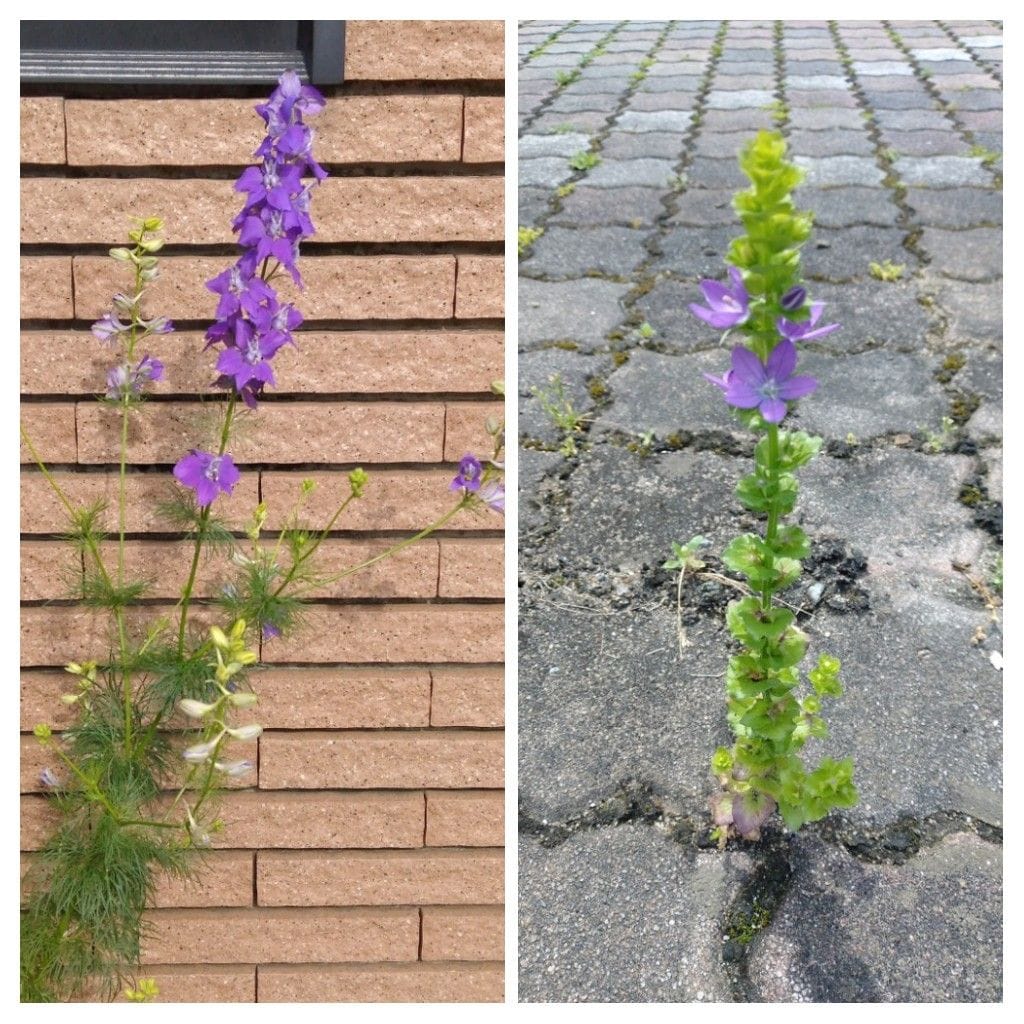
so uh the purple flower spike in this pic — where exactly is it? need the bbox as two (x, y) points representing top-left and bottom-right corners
(450, 454), (484, 493)
(704, 340), (817, 424)
(173, 450), (241, 508)
(689, 266), (751, 330)
(780, 285), (807, 312)
(778, 301), (840, 342)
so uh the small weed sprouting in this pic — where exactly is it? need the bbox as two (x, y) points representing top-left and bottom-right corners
(519, 225), (545, 257)
(869, 259), (906, 282)
(968, 144), (1001, 167)
(569, 150), (602, 172)
(638, 321), (656, 340)
(684, 131), (858, 841)
(556, 182), (577, 198)
(922, 415), (957, 453)
(555, 68), (581, 87)
(531, 373), (590, 457)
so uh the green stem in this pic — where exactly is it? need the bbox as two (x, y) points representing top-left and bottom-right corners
(176, 395), (237, 655)
(761, 423), (780, 612)
(285, 500), (468, 601)
(271, 492), (357, 598)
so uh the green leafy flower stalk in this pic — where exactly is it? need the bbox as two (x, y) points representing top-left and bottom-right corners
(688, 131), (858, 841)
(19, 74), (504, 1004)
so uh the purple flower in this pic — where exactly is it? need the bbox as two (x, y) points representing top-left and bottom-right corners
(704, 340), (817, 424)
(780, 286), (807, 312)
(479, 480), (505, 514)
(450, 454), (484, 493)
(689, 267), (750, 330)
(106, 354), (164, 400)
(215, 318), (287, 392)
(777, 301), (841, 342)
(39, 767), (60, 788)
(262, 622), (282, 641)
(173, 450), (241, 508)
(92, 312), (129, 344)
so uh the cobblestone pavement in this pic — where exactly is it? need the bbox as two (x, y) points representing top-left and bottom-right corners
(517, 20), (1002, 1003)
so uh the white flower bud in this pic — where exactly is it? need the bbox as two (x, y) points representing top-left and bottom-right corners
(214, 759), (255, 777)
(182, 737), (220, 763)
(227, 723), (263, 741)
(228, 692), (258, 708)
(178, 698), (217, 719)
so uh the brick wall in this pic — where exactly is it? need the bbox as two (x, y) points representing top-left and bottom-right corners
(20, 20), (504, 1003)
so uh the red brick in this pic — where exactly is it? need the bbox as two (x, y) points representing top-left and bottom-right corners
(250, 668), (431, 729)
(75, 400), (444, 464)
(20, 257), (73, 319)
(117, 966), (255, 1003)
(19, 403), (76, 464)
(463, 98), (504, 163)
(208, 790), (424, 849)
(22, 177), (502, 245)
(257, 849), (503, 906)
(456, 256), (504, 318)
(21, 673), (76, 731)
(101, 538), (438, 600)
(73, 255), (456, 320)
(260, 468), (496, 533)
(21, 330), (503, 396)
(426, 791), (504, 847)
(65, 95), (463, 165)
(263, 604), (504, 664)
(20, 98), (65, 164)
(444, 401), (506, 461)
(345, 21), (504, 80)
(439, 539), (504, 599)
(141, 907), (418, 964)
(259, 730), (504, 789)
(431, 667), (504, 727)
(421, 906), (503, 961)
(257, 962), (502, 1002)
(20, 467), (260, 535)
(151, 851), (254, 908)
(20, 540), (81, 600)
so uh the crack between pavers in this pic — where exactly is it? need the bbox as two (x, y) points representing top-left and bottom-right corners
(934, 21), (1002, 86)
(518, 778), (1002, 860)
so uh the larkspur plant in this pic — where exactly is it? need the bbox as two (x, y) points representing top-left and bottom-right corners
(20, 71), (503, 1003)
(685, 131), (857, 842)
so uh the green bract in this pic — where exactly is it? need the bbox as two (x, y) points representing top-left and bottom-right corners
(700, 131), (857, 841)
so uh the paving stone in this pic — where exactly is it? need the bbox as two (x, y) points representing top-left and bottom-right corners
(782, 60), (846, 76)
(562, 75), (633, 95)
(863, 91), (939, 110)
(910, 48), (971, 62)
(668, 188), (738, 226)
(787, 90), (859, 109)
(691, 132), (767, 159)
(700, 109), (777, 132)
(520, 157), (576, 188)
(747, 835), (1002, 1001)
(905, 188), (1001, 228)
(954, 347), (1002, 404)
(852, 60), (914, 76)
(601, 131), (681, 160)
(790, 280), (934, 352)
(593, 349), (744, 437)
(787, 130), (875, 158)
(788, 108), (866, 130)
(636, 279), (711, 343)
(651, 225), (747, 279)
(520, 827), (745, 1002)
(793, 156), (884, 187)
(519, 187), (553, 226)
(803, 226), (908, 282)
(943, 90), (1003, 111)
(959, 35), (1003, 48)
(614, 110), (693, 134)
(626, 91), (698, 113)
(715, 61), (775, 77)
(520, 278), (631, 350)
(686, 157), (747, 189)
(530, 111), (615, 135)
(791, 350), (948, 439)
(585, 158), (679, 189)
(876, 129), (971, 157)
(638, 76), (704, 94)
(855, 75), (931, 92)
(545, 92), (619, 115)
(550, 185), (666, 227)
(519, 448), (568, 535)
(920, 227), (1000, 282)
(714, 74), (775, 91)
(786, 75), (850, 90)
(519, 347), (612, 444)
(935, 280), (1002, 346)
(893, 155), (991, 187)
(958, 110), (1001, 133)
(982, 446), (1002, 503)
(522, 225), (650, 280)
(873, 109), (951, 132)
(705, 89), (776, 110)
(792, 187), (900, 228)
(519, 132), (593, 158)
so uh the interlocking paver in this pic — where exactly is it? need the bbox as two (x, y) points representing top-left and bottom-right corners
(518, 19), (1002, 1004)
